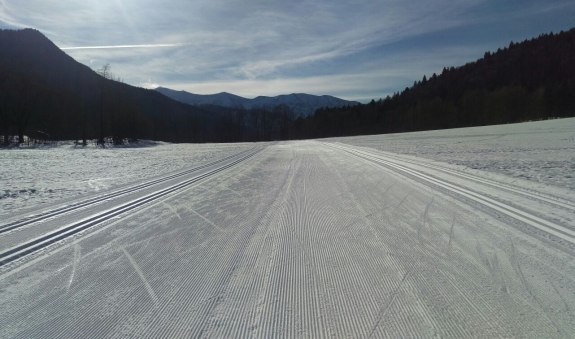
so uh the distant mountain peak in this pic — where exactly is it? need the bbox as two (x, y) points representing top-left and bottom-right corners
(156, 87), (359, 116)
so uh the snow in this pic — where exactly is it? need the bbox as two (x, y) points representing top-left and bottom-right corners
(331, 118), (575, 191)
(1, 119), (574, 337)
(0, 141), (254, 219)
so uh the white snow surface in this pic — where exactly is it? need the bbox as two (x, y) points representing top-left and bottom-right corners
(1, 119), (575, 338)
(0, 141), (254, 219)
(331, 118), (575, 191)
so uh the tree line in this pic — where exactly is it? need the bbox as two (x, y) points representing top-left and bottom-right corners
(1, 27), (574, 145)
(0, 29), (295, 145)
(288, 28), (575, 139)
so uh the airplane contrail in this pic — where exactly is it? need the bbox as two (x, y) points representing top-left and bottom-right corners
(60, 43), (183, 50)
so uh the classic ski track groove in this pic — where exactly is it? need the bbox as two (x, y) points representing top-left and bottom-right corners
(0, 148), (262, 267)
(326, 142), (575, 246)
(336, 142), (575, 212)
(0, 148), (256, 234)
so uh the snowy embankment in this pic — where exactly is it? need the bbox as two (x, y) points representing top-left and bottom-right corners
(0, 118), (574, 337)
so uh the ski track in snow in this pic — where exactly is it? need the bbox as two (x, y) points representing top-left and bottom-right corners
(1, 120), (575, 338)
(121, 246), (159, 308)
(0, 142), (256, 219)
(66, 243), (80, 291)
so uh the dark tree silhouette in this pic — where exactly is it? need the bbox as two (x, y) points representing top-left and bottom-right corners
(290, 28), (575, 139)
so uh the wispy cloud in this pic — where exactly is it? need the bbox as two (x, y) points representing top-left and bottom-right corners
(60, 43), (184, 51)
(156, 44), (489, 102)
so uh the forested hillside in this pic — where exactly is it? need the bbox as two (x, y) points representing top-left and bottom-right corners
(0, 29), (289, 144)
(290, 28), (575, 139)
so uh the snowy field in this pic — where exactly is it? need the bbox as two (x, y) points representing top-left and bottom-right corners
(0, 142), (254, 219)
(331, 118), (575, 191)
(1, 119), (575, 338)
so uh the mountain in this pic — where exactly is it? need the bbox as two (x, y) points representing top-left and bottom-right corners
(248, 93), (359, 116)
(289, 28), (575, 139)
(156, 87), (359, 116)
(0, 29), (246, 144)
(155, 89), (249, 108)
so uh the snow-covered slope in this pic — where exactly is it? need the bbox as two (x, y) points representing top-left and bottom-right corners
(155, 86), (358, 116)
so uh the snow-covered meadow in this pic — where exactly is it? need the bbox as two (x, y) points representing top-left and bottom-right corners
(0, 142), (254, 218)
(332, 118), (575, 191)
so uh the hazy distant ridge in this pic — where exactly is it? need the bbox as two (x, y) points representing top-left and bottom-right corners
(155, 87), (359, 116)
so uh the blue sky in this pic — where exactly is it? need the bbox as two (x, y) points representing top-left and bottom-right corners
(1, 0), (574, 102)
